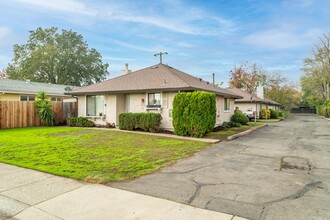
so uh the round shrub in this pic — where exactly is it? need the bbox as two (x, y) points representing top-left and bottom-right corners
(222, 121), (241, 128)
(261, 109), (270, 119)
(278, 112), (283, 117)
(269, 109), (279, 119)
(231, 111), (249, 125)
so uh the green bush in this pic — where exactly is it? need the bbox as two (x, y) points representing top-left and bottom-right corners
(119, 113), (162, 132)
(322, 106), (330, 118)
(278, 112), (283, 117)
(231, 111), (249, 125)
(316, 105), (323, 115)
(222, 121), (241, 128)
(35, 91), (55, 126)
(316, 101), (330, 118)
(67, 117), (95, 127)
(269, 109), (279, 119)
(172, 91), (216, 138)
(282, 111), (290, 118)
(261, 109), (270, 119)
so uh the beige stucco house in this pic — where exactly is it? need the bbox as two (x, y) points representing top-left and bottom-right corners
(0, 79), (79, 102)
(227, 87), (282, 117)
(69, 63), (242, 130)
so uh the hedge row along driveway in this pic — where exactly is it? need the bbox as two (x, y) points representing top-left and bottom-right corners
(0, 127), (209, 183)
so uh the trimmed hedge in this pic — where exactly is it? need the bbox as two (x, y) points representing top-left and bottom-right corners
(119, 113), (162, 132)
(172, 91), (216, 138)
(261, 109), (270, 119)
(231, 110), (249, 125)
(270, 109), (279, 119)
(67, 117), (95, 127)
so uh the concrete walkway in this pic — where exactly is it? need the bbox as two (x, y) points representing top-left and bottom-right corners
(0, 163), (245, 220)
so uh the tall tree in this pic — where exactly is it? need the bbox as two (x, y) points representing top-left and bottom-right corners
(229, 63), (263, 93)
(301, 32), (330, 106)
(7, 27), (109, 86)
(229, 63), (301, 110)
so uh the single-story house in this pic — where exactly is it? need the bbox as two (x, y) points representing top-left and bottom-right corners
(0, 79), (79, 102)
(68, 63), (242, 130)
(227, 87), (282, 117)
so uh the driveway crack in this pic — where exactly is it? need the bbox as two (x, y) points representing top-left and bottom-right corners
(264, 181), (322, 205)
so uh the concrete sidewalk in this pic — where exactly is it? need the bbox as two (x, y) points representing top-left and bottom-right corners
(0, 163), (246, 220)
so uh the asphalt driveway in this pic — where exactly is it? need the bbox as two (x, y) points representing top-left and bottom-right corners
(112, 114), (330, 220)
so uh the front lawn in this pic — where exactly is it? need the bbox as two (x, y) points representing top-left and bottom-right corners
(0, 127), (209, 183)
(205, 122), (264, 141)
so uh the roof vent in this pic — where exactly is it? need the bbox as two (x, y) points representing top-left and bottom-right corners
(64, 86), (72, 91)
(150, 66), (158, 69)
(199, 78), (202, 81)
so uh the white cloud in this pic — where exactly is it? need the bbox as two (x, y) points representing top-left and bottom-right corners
(0, 27), (11, 41)
(243, 29), (323, 50)
(109, 40), (158, 53)
(14, 0), (96, 16)
(102, 56), (136, 62)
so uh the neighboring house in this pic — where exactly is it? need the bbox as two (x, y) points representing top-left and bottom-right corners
(68, 63), (242, 130)
(0, 79), (79, 102)
(227, 87), (282, 117)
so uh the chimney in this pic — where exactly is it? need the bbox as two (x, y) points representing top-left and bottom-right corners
(120, 63), (132, 76)
(256, 85), (264, 99)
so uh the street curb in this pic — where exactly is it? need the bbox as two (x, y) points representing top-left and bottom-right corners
(227, 124), (266, 141)
(256, 118), (283, 123)
(320, 116), (330, 121)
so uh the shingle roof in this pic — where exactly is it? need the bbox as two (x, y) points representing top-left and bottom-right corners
(69, 63), (242, 98)
(263, 97), (281, 106)
(0, 79), (79, 96)
(226, 87), (282, 106)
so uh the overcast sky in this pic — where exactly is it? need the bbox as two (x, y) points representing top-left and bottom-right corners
(0, 0), (329, 86)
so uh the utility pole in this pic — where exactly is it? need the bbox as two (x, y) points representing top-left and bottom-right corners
(154, 51), (168, 64)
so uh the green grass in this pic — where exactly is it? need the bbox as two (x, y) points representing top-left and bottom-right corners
(0, 127), (209, 183)
(205, 122), (264, 141)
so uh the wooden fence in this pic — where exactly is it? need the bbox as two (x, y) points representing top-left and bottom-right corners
(0, 101), (77, 129)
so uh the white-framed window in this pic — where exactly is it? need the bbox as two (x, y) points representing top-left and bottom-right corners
(86, 95), (105, 116)
(51, 97), (63, 101)
(147, 92), (161, 107)
(20, 95), (35, 101)
(224, 98), (230, 111)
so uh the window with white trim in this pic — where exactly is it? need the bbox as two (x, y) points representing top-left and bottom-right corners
(224, 98), (230, 111)
(86, 95), (105, 116)
(147, 93), (161, 107)
(51, 97), (63, 101)
(20, 95), (35, 101)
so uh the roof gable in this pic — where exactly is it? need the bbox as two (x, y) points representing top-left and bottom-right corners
(71, 64), (241, 98)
